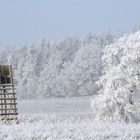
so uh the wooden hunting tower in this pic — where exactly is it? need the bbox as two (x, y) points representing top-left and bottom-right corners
(0, 65), (18, 120)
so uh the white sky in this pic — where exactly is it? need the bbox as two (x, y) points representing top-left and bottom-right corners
(0, 0), (140, 47)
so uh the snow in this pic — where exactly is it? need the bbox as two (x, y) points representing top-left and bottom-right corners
(1, 113), (140, 140)
(18, 97), (92, 114)
(1, 31), (140, 139)
(0, 97), (140, 140)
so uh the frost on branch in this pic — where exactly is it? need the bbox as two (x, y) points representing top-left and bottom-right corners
(0, 33), (114, 98)
(91, 31), (140, 123)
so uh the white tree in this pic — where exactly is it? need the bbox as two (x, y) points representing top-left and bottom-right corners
(0, 33), (113, 98)
(55, 33), (114, 97)
(56, 44), (103, 97)
(91, 31), (140, 123)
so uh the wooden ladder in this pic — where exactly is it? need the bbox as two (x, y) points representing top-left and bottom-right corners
(0, 65), (18, 121)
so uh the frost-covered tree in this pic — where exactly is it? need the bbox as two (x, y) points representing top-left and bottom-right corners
(54, 34), (114, 97)
(83, 32), (114, 46)
(91, 31), (140, 123)
(55, 44), (103, 97)
(0, 33), (114, 99)
(37, 37), (81, 98)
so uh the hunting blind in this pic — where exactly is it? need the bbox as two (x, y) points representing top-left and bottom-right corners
(0, 65), (18, 121)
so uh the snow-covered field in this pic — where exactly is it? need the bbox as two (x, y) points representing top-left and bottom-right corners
(18, 97), (92, 114)
(0, 97), (140, 140)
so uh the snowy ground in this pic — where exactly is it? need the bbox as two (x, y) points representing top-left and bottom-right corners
(0, 97), (140, 140)
(18, 97), (92, 114)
